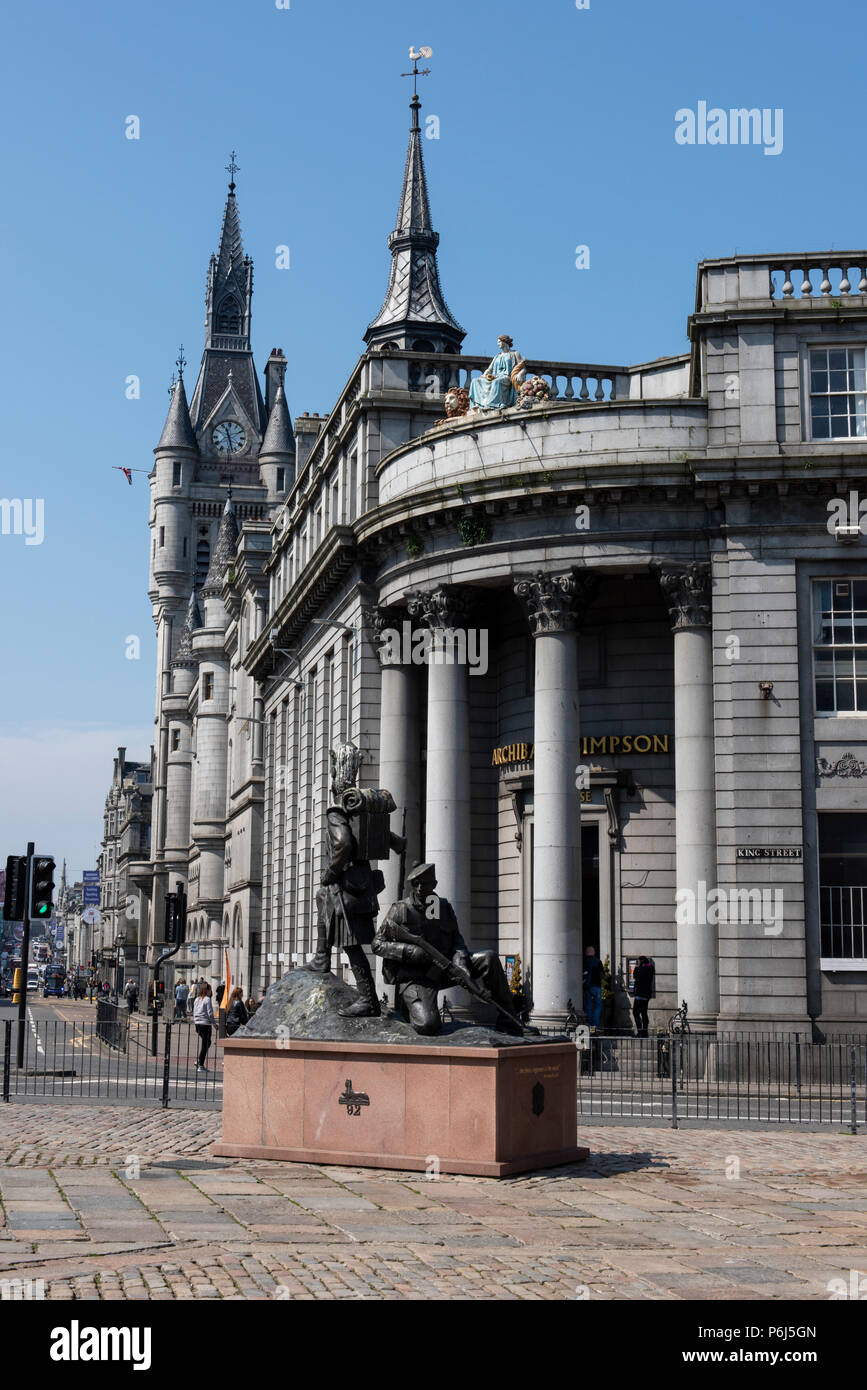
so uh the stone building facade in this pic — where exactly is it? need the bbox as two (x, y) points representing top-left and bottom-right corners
(97, 748), (153, 989)
(140, 86), (867, 1033)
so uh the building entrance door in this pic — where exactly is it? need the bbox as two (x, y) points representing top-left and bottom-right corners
(519, 811), (605, 1002)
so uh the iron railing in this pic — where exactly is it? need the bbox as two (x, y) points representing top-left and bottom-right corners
(1, 1015), (222, 1108)
(576, 1035), (866, 1132)
(95, 997), (130, 1052)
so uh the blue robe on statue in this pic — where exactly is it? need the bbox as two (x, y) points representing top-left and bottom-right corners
(469, 349), (522, 410)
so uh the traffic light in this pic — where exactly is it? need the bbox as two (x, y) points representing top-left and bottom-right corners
(30, 857), (56, 920)
(163, 885), (186, 945)
(3, 856), (26, 921)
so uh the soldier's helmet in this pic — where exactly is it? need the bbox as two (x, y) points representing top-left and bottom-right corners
(330, 742), (361, 800)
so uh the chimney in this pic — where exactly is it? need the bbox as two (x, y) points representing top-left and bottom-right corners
(265, 348), (287, 416)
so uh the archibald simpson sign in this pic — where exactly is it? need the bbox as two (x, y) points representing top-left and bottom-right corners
(492, 735), (669, 766)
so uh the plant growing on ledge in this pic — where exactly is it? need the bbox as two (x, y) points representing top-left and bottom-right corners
(405, 532), (423, 559)
(457, 511), (492, 547)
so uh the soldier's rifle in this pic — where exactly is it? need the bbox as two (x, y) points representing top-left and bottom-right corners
(383, 918), (523, 1034)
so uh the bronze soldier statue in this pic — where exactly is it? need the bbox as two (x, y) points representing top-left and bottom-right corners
(308, 743), (404, 1019)
(373, 863), (523, 1036)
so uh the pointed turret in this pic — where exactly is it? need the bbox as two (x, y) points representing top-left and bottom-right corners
(201, 496), (239, 598)
(157, 374), (198, 452)
(261, 387), (295, 457)
(172, 588), (202, 667)
(189, 159), (267, 441)
(365, 91), (464, 353)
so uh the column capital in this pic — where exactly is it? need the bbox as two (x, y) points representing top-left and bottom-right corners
(405, 585), (471, 630)
(513, 569), (598, 636)
(651, 560), (712, 631)
(366, 603), (407, 667)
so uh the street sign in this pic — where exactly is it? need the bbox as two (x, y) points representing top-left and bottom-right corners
(81, 906), (101, 926)
(82, 870), (100, 906)
(189, 943), (199, 956)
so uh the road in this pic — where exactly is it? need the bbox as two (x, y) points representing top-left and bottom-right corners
(0, 997), (223, 1103)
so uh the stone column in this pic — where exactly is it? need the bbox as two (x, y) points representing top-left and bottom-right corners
(373, 606), (421, 922)
(514, 570), (597, 1025)
(406, 587), (472, 943)
(653, 561), (719, 1025)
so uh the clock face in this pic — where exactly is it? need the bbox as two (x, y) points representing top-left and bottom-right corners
(212, 420), (246, 456)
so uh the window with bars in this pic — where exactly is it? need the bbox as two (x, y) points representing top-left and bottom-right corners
(819, 813), (867, 963)
(809, 347), (867, 439)
(812, 579), (867, 714)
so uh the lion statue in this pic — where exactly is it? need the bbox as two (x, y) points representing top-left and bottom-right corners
(431, 385), (471, 429)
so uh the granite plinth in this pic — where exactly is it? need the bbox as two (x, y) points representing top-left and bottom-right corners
(215, 969), (587, 1177)
(213, 1036), (587, 1177)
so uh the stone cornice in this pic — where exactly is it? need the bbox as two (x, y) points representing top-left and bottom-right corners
(245, 526), (357, 678)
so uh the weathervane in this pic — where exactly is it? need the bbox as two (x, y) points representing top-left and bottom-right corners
(401, 45), (433, 97)
(225, 150), (240, 191)
(176, 344), (186, 380)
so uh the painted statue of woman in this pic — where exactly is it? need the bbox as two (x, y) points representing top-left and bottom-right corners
(469, 335), (525, 411)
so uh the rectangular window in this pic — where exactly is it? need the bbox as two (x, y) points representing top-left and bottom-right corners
(182, 536), (188, 558)
(170, 729), (180, 752)
(812, 579), (867, 714)
(172, 462), (181, 487)
(202, 672), (214, 701)
(159, 526), (165, 548)
(810, 347), (867, 440)
(819, 814), (867, 964)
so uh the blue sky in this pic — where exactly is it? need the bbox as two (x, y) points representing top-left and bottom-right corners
(1, 0), (865, 876)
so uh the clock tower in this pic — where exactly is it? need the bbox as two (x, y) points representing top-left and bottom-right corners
(141, 158), (295, 987)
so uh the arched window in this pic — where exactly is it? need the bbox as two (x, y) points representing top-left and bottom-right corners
(412, 338), (435, 352)
(196, 539), (210, 585)
(216, 297), (241, 334)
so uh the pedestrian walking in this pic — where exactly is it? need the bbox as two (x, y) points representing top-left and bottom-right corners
(225, 986), (249, 1036)
(123, 977), (139, 1014)
(632, 956), (655, 1037)
(175, 978), (189, 1020)
(582, 946), (603, 1032)
(193, 982), (216, 1071)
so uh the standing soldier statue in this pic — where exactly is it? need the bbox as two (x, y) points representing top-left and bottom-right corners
(308, 743), (405, 1018)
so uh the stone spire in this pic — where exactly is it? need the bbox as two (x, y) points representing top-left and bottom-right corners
(172, 588), (202, 667)
(188, 163), (267, 437)
(201, 496), (239, 598)
(157, 373), (198, 451)
(260, 386), (295, 458)
(364, 92), (464, 353)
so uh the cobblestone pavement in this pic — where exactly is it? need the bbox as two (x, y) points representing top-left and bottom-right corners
(0, 1104), (864, 1300)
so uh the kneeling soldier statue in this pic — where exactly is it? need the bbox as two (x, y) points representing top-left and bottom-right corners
(374, 863), (523, 1036)
(308, 742), (404, 1019)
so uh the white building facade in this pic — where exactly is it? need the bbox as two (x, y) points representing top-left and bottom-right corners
(141, 90), (867, 1035)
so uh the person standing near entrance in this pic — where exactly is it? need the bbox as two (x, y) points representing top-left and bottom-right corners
(193, 982), (216, 1071)
(632, 955), (655, 1037)
(583, 946), (603, 1031)
(175, 978), (189, 1020)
